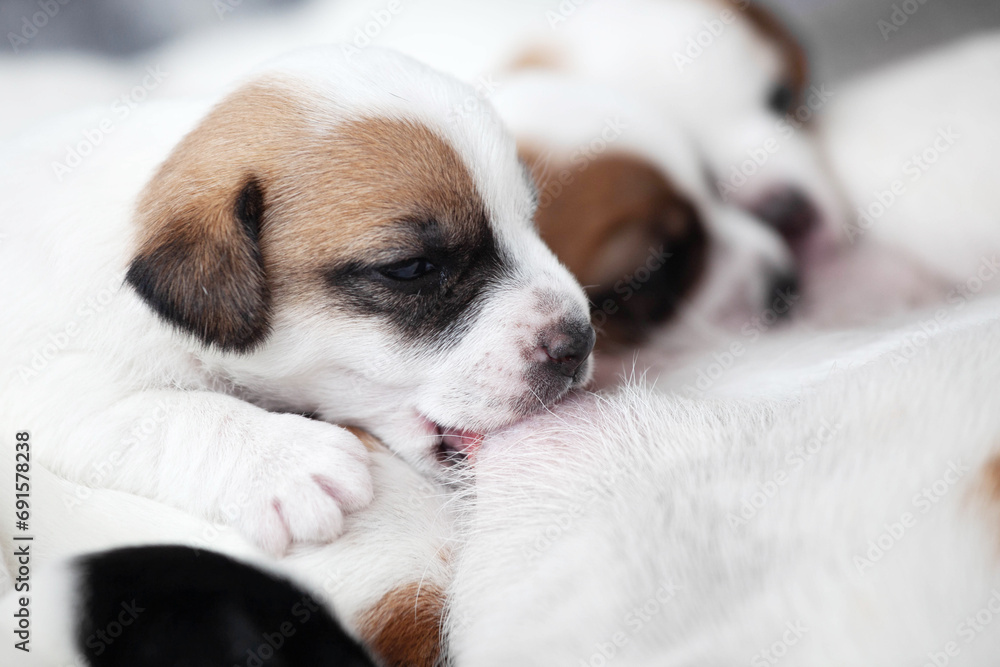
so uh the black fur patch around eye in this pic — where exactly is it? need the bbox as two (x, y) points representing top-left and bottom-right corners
(325, 212), (512, 348)
(76, 546), (376, 667)
(590, 202), (709, 347)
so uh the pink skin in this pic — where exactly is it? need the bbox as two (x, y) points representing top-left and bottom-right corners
(417, 411), (487, 458)
(477, 390), (596, 459)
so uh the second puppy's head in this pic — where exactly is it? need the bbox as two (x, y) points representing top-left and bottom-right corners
(494, 74), (793, 355)
(509, 0), (847, 264)
(125, 47), (593, 473)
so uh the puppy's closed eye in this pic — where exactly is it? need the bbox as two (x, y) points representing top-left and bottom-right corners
(378, 258), (440, 282)
(767, 81), (796, 116)
(522, 149), (708, 347)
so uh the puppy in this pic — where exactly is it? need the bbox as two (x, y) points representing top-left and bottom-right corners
(490, 73), (793, 377)
(500, 0), (847, 264)
(0, 433), (452, 667)
(0, 46), (593, 555)
(447, 297), (1000, 665)
(3, 546), (378, 667)
(2, 0), (845, 267)
(12, 298), (1000, 665)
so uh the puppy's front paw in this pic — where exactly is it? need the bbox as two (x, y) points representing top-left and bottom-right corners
(231, 414), (374, 556)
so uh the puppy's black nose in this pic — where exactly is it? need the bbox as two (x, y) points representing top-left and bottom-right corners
(753, 187), (820, 246)
(539, 319), (596, 378)
(765, 270), (800, 321)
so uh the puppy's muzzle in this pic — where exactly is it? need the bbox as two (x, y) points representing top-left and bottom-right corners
(536, 318), (596, 380)
(753, 187), (820, 249)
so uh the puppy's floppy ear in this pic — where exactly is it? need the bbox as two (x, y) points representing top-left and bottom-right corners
(126, 154), (271, 353)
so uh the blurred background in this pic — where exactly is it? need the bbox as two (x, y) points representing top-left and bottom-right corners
(1, 0), (999, 81)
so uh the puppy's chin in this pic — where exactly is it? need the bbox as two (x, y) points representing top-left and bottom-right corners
(360, 366), (593, 476)
(428, 354), (592, 428)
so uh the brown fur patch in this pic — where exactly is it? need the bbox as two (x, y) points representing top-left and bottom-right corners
(128, 77), (485, 350)
(345, 426), (388, 454)
(357, 583), (446, 667)
(521, 146), (708, 347)
(963, 454), (1000, 554)
(979, 456), (1000, 505)
(505, 44), (567, 73)
(727, 0), (809, 107)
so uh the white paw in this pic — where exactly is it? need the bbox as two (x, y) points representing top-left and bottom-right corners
(229, 414), (374, 556)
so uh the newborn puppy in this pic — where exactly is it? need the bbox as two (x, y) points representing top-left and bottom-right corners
(491, 74), (792, 379)
(0, 432), (453, 667)
(9, 302), (1000, 665)
(500, 0), (846, 265)
(0, 46), (593, 555)
(448, 297), (1000, 665)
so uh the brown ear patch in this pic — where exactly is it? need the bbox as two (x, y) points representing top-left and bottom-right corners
(729, 0), (809, 107)
(127, 76), (493, 351)
(126, 176), (270, 352)
(357, 583), (446, 667)
(522, 147), (708, 347)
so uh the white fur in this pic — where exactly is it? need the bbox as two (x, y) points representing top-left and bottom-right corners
(820, 32), (1000, 287)
(447, 296), (1000, 665)
(1, 0), (845, 250)
(0, 444), (452, 660)
(8, 299), (1000, 664)
(0, 45), (590, 556)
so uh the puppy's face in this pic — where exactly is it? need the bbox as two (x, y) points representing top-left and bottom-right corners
(522, 149), (708, 347)
(494, 75), (791, 354)
(515, 0), (848, 262)
(125, 49), (593, 473)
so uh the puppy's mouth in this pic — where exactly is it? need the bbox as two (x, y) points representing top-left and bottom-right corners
(420, 416), (486, 466)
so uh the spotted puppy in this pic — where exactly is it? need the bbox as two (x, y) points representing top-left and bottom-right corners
(492, 73), (792, 359)
(0, 46), (593, 556)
